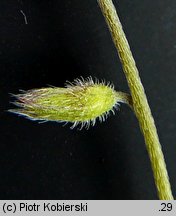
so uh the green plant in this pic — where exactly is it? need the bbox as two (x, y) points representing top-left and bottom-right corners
(9, 0), (174, 200)
(9, 77), (131, 129)
(98, 0), (173, 199)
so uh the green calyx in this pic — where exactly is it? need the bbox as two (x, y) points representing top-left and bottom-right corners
(9, 77), (131, 129)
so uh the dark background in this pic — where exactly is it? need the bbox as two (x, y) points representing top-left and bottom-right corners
(1, 0), (176, 199)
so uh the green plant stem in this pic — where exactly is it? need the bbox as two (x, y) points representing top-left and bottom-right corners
(115, 91), (132, 108)
(98, 0), (173, 200)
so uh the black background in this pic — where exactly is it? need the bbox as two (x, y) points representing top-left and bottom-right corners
(1, 0), (176, 199)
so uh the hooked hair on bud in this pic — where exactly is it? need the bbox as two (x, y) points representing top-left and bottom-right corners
(9, 76), (123, 129)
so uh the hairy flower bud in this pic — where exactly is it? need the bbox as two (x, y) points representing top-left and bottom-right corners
(9, 77), (131, 129)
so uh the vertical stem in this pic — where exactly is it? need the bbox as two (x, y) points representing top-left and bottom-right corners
(98, 0), (173, 200)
